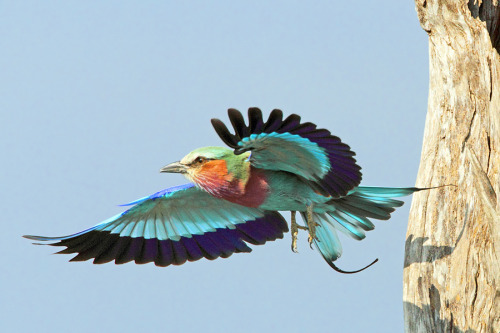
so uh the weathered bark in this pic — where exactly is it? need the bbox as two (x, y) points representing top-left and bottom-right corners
(404, 1), (500, 332)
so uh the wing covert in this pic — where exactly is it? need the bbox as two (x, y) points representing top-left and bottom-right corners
(211, 108), (362, 198)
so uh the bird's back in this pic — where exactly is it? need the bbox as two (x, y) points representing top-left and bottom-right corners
(257, 169), (331, 212)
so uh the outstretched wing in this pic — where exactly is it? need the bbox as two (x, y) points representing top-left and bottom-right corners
(24, 183), (288, 266)
(211, 108), (362, 198)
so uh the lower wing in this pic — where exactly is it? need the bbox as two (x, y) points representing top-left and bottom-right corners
(24, 184), (288, 266)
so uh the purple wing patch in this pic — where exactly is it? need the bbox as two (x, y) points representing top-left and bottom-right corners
(211, 108), (362, 198)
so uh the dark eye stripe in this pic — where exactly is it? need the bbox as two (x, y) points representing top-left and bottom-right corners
(192, 156), (212, 165)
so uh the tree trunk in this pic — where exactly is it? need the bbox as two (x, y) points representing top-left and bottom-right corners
(404, 1), (500, 332)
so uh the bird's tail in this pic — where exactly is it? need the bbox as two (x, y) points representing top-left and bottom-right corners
(307, 186), (429, 273)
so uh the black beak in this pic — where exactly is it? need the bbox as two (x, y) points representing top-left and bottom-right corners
(160, 161), (187, 174)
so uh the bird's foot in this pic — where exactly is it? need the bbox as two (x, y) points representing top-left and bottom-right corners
(307, 224), (320, 249)
(291, 231), (298, 253)
(306, 205), (319, 249)
(290, 211), (307, 253)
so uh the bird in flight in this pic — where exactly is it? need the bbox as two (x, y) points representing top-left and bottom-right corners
(25, 108), (424, 273)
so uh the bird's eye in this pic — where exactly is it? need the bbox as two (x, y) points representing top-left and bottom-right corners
(193, 156), (206, 164)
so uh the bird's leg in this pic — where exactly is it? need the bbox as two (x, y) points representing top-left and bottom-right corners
(291, 211), (298, 253)
(290, 211), (307, 253)
(306, 204), (318, 248)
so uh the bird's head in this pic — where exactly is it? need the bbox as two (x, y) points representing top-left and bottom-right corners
(160, 146), (251, 193)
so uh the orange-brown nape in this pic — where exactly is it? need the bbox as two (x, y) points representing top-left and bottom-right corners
(171, 146), (269, 207)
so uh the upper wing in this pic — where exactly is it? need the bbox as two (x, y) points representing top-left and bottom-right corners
(24, 183), (288, 266)
(211, 108), (362, 198)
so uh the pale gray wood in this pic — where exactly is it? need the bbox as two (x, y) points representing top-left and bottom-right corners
(404, 1), (500, 332)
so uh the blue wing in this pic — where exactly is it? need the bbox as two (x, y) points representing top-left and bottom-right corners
(24, 184), (288, 266)
(211, 108), (362, 198)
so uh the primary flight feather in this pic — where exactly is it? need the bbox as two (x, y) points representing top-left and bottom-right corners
(24, 108), (424, 273)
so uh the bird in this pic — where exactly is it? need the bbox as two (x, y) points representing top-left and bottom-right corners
(24, 107), (426, 274)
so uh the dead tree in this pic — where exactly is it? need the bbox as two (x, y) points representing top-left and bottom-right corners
(403, 1), (500, 332)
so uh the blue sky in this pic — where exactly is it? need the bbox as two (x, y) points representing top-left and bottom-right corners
(1, 1), (428, 332)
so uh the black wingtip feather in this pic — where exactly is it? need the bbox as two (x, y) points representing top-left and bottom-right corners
(228, 109), (249, 138)
(211, 118), (239, 148)
(116, 237), (143, 264)
(94, 236), (130, 264)
(156, 240), (174, 267)
(171, 240), (188, 265)
(264, 109), (283, 132)
(248, 107), (264, 133)
(278, 113), (302, 133)
(181, 238), (204, 262)
(135, 239), (158, 264)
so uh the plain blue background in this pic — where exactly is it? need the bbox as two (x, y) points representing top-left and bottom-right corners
(1, 1), (428, 332)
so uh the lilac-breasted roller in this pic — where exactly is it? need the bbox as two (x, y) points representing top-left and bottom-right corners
(24, 108), (426, 273)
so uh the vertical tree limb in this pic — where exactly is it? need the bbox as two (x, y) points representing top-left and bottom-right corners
(404, 1), (500, 332)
